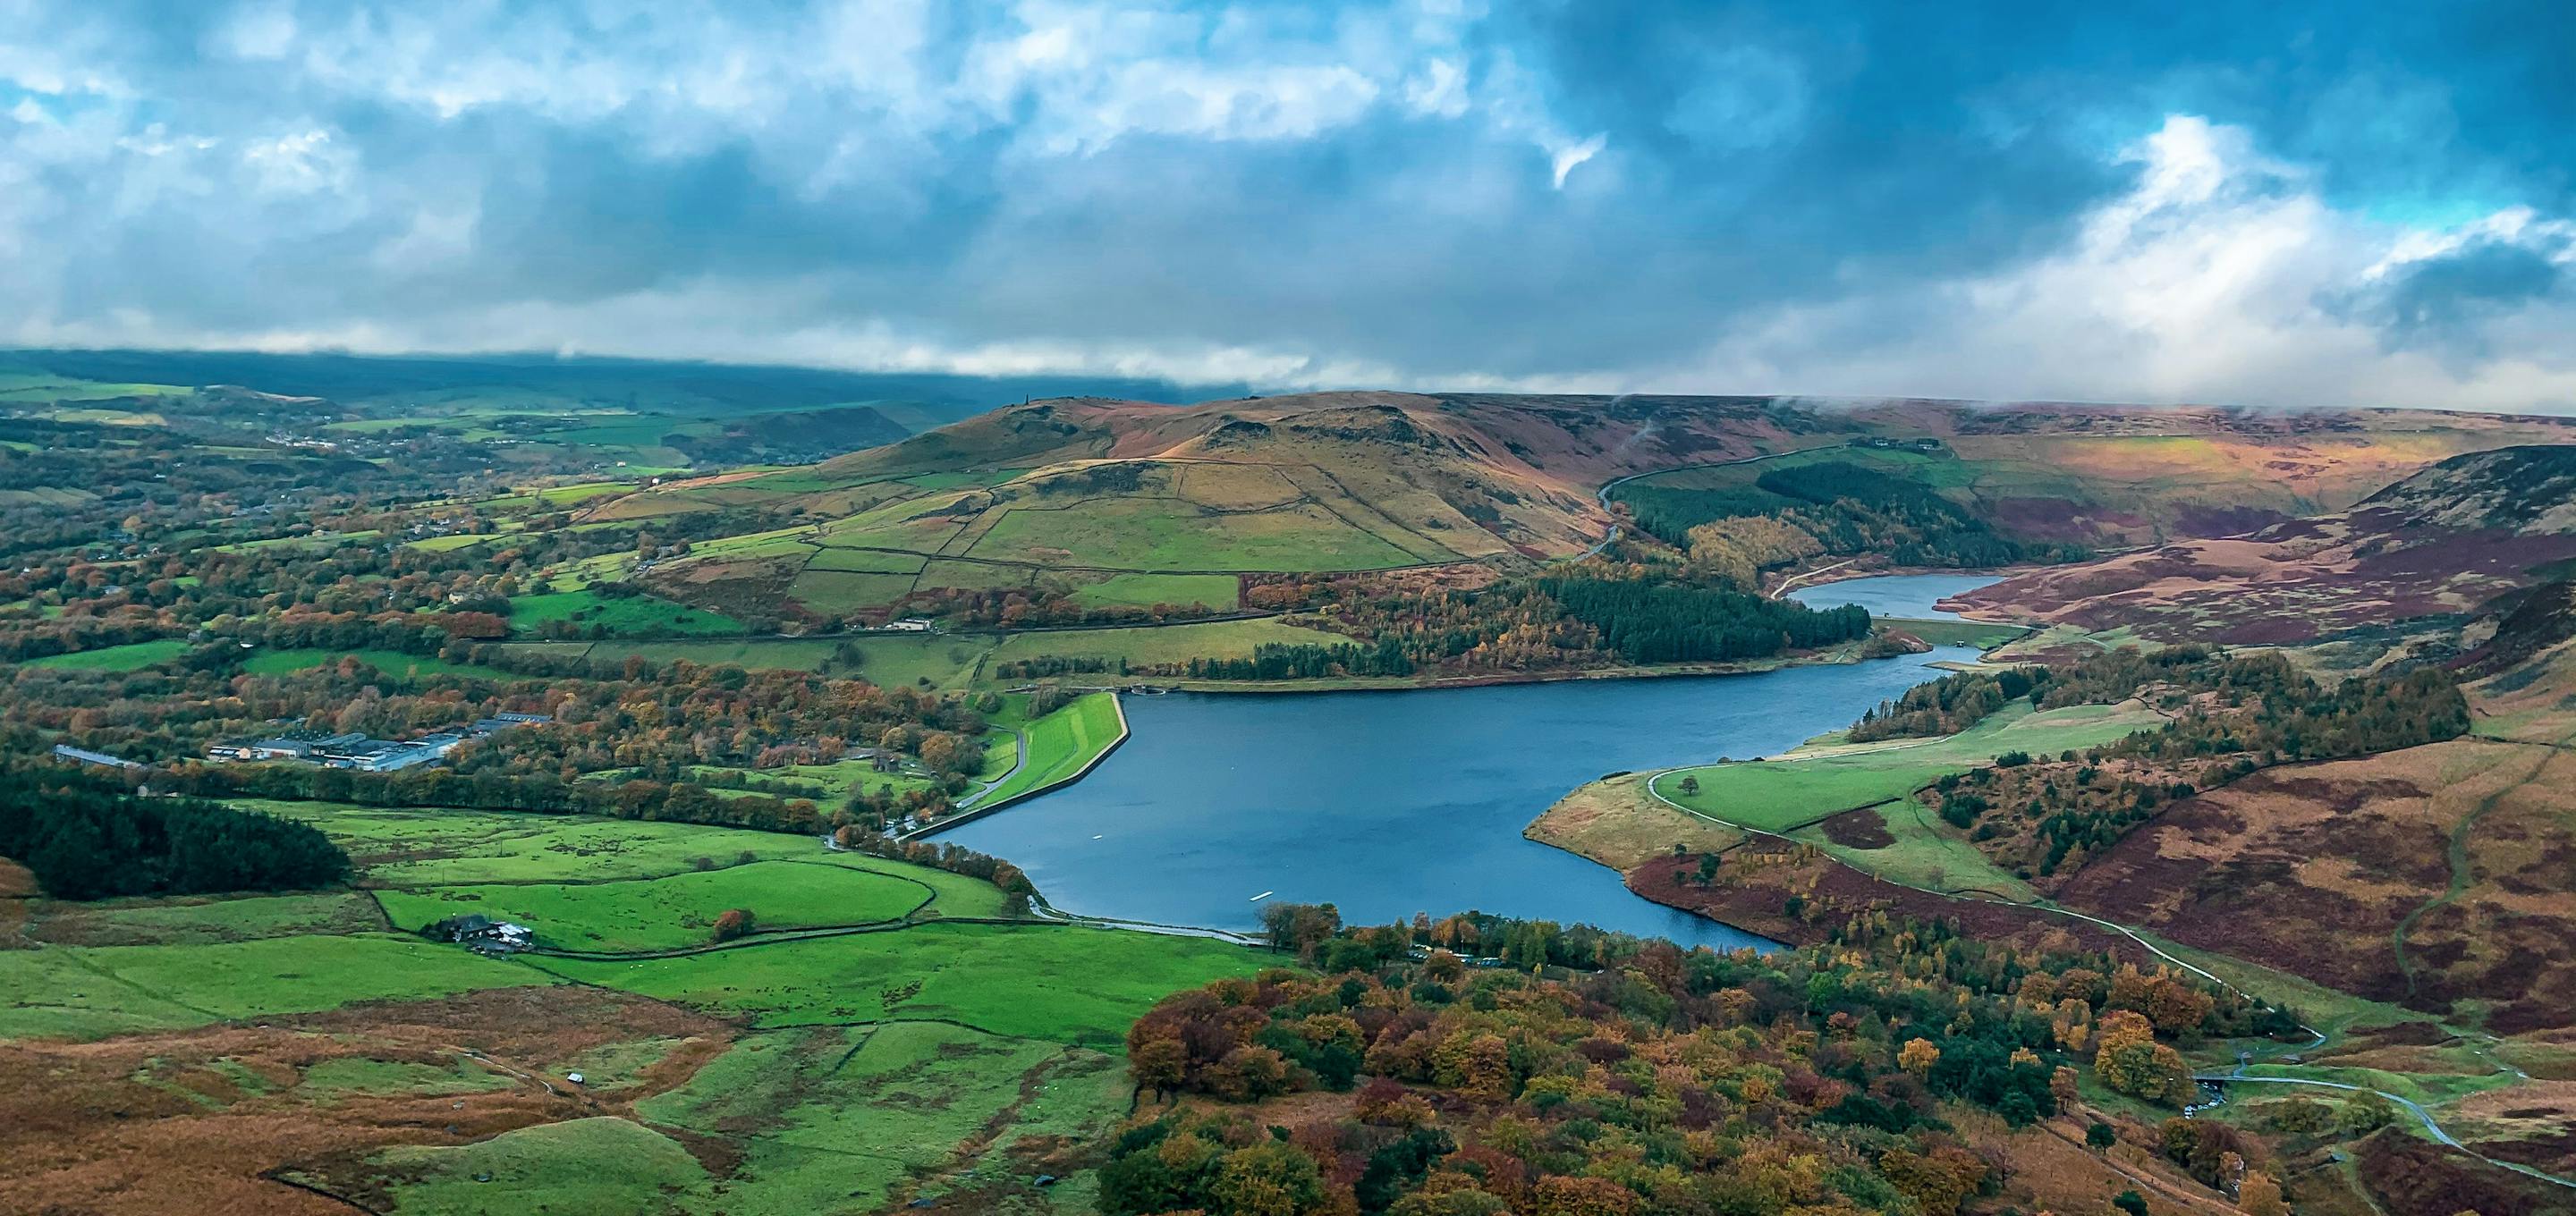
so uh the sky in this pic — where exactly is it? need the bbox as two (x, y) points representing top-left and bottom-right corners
(3, 1), (2573, 410)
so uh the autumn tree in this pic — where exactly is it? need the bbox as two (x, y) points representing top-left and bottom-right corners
(2237, 1170), (2285, 1216)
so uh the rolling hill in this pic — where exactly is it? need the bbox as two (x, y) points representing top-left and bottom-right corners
(589, 393), (2576, 627)
(1958, 445), (2576, 662)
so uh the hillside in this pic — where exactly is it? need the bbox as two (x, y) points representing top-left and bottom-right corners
(594, 393), (2576, 628)
(1959, 444), (2576, 661)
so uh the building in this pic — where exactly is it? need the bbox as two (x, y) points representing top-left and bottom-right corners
(469, 713), (550, 736)
(434, 914), (535, 953)
(52, 744), (145, 772)
(883, 618), (934, 632)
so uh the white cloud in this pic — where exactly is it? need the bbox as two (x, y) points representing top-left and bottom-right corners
(1646, 115), (2576, 412)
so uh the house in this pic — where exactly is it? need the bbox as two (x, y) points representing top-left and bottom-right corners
(434, 914), (535, 952)
(883, 618), (934, 633)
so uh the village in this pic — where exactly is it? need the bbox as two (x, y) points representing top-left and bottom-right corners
(200, 713), (551, 773)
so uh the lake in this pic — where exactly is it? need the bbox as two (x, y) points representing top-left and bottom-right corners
(1787, 571), (2004, 621)
(945, 576), (1995, 948)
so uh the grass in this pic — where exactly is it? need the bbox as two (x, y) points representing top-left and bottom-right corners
(0, 933), (555, 1040)
(1656, 700), (2162, 832)
(246, 800), (1014, 917)
(980, 617), (1351, 680)
(1068, 571), (1241, 611)
(373, 860), (932, 952)
(239, 647), (499, 681)
(634, 1021), (1126, 1213)
(976, 692), (1125, 807)
(535, 922), (1267, 1044)
(784, 569), (916, 612)
(298, 1056), (518, 1100)
(804, 547), (928, 574)
(507, 588), (743, 637)
(573, 634), (987, 688)
(29, 891), (379, 947)
(357, 1117), (710, 1216)
(966, 497), (1418, 571)
(21, 638), (190, 671)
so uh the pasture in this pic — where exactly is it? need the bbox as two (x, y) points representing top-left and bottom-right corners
(1654, 700), (2161, 832)
(373, 859), (932, 952)
(1068, 571), (1241, 610)
(536, 922), (1266, 1043)
(507, 588), (744, 637)
(981, 616), (1352, 677)
(238, 647), (498, 680)
(966, 497), (1419, 571)
(22, 638), (191, 671)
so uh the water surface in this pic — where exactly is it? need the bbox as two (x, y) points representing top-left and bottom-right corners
(946, 590), (1987, 946)
(1787, 571), (2004, 621)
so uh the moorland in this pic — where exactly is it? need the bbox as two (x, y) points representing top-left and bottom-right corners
(7, 350), (2576, 1214)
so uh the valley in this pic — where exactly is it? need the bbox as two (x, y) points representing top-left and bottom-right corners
(8, 355), (2576, 1214)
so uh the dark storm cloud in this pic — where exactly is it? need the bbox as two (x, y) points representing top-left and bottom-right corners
(1, 1), (2572, 406)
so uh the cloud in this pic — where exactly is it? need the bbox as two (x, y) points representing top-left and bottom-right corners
(1, 1), (2574, 411)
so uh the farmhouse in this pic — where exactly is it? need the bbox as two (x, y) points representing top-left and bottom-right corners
(430, 914), (535, 954)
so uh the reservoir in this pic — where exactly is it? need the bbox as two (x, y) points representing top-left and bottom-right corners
(1787, 571), (2003, 620)
(944, 573), (2000, 948)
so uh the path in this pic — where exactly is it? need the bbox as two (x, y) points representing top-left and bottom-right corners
(1580, 450), (1804, 562)
(955, 730), (1030, 812)
(2391, 748), (2551, 1000)
(1641, 765), (2576, 1192)
(2192, 1070), (2576, 1192)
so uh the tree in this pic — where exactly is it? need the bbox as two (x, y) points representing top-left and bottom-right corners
(2052, 1066), (2082, 1113)
(711, 908), (755, 942)
(2112, 1191), (2148, 1216)
(2237, 1170), (2286, 1216)
(1676, 774), (1700, 797)
(2086, 1121), (2118, 1153)
(1898, 1038), (1942, 1077)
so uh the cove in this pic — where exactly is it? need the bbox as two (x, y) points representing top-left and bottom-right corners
(944, 574), (2006, 949)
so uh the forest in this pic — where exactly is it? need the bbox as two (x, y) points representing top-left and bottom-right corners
(0, 765), (349, 899)
(1105, 902), (2295, 1216)
(1930, 654), (2472, 876)
(1614, 460), (2089, 589)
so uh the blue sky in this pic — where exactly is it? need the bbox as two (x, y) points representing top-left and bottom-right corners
(2, 1), (2572, 410)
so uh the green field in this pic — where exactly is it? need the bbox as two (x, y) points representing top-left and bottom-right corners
(783, 569), (917, 612)
(0, 933), (555, 1040)
(538, 922), (1263, 1043)
(21, 638), (190, 671)
(803, 546), (928, 574)
(373, 860), (931, 952)
(966, 498), (1419, 571)
(27, 891), (380, 947)
(239, 647), (499, 680)
(352, 1116), (711, 1215)
(975, 692), (1126, 807)
(571, 633), (987, 688)
(982, 616), (1350, 678)
(1655, 700), (2161, 832)
(1068, 571), (1241, 611)
(508, 588), (744, 637)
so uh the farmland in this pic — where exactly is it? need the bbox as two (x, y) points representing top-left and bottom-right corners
(505, 587), (745, 637)
(1652, 699), (2163, 832)
(0, 798), (1271, 1213)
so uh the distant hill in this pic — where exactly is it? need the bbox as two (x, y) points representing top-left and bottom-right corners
(589, 392), (2576, 627)
(1961, 443), (2576, 660)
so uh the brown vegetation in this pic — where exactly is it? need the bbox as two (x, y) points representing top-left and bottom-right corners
(0, 986), (728, 1216)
